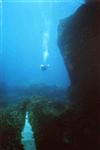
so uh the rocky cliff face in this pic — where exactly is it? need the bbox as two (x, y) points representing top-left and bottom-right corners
(58, 2), (100, 87)
(58, 1), (100, 149)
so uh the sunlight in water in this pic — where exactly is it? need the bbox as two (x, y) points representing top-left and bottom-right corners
(42, 19), (50, 64)
(43, 31), (49, 63)
(21, 112), (36, 150)
(2, 0), (84, 87)
(43, 50), (49, 63)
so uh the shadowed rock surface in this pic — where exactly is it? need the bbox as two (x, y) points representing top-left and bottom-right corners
(58, 1), (100, 150)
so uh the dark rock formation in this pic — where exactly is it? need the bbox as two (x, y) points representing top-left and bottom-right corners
(29, 99), (69, 150)
(58, 1), (100, 150)
(58, 1), (100, 87)
(0, 102), (27, 150)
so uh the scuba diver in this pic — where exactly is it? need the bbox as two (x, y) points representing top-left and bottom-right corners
(40, 64), (50, 72)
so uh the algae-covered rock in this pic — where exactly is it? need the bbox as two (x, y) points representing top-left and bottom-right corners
(0, 102), (27, 150)
(29, 98), (69, 150)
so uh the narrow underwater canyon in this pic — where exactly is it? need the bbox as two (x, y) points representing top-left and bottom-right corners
(21, 112), (36, 150)
(28, 1), (100, 150)
(0, 0), (100, 150)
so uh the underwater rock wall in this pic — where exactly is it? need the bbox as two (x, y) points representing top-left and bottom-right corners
(58, 1), (100, 149)
(29, 99), (69, 150)
(0, 101), (27, 150)
(58, 1), (100, 87)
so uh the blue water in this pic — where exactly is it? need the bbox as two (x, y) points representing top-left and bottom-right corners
(1, 0), (84, 88)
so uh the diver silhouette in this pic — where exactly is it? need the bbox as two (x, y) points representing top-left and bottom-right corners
(40, 64), (50, 71)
